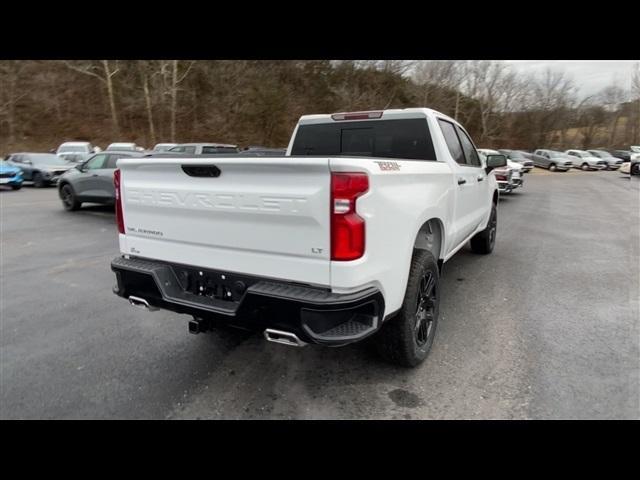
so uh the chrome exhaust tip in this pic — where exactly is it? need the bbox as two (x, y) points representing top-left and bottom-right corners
(264, 329), (307, 347)
(128, 296), (159, 312)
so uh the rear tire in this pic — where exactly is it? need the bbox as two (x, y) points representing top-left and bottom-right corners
(60, 184), (81, 211)
(10, 184), (22, 190)
(372, 249), (440, 367)
(470, 203), (497, 254)
(632, 163), (640, 176)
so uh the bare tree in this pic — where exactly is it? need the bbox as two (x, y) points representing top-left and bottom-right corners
(0, 61), (27, 146)
(135, 61), (165, 145)
(64, 60), (121, 136)
(528, 69), (577, 147)
(168, 60), (194, 142)
(598, 84), (628, 146)
(456, 61), (525, 144)
(413, 61), (464, 116)
(631, 63), (640, 144)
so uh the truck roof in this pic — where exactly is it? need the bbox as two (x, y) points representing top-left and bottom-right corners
(297, 108), (456, 126)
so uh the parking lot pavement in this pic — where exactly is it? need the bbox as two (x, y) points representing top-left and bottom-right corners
(1, 172), (638, 419)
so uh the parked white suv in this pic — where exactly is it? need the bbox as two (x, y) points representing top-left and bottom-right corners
(110, 108), (505, 367)
(565, 149), (607, 170)
(56, 141), (100, 155)
(106, 142), (145, 152)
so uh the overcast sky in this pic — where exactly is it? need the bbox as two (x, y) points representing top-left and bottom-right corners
(505, 60), (638, 98)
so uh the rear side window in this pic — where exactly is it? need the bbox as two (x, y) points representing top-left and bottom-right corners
(455, 125), (481, 167)
(290, 119), (436, 161)
(169, 146), (196, 154)
(85, 154), (108, 170)
(437, 119), (465, 165)
(202, 146), (238, 154)
(105, 154), (129, 169)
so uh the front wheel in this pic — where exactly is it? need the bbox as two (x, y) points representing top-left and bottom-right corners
(549, 163), (557, 171)
(372, 249), (440, 367)
(60, 184), (81, 211)
(632, 163), (640, 176)
(470, 203), (497, 254)
(11, 184), (22, 190)
(581, 163), (590, 171)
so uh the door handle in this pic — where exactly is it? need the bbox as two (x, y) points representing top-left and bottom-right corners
(92, 174), (99, 177)
(457, 178), (466, 185)
(477, 175), (484, 182)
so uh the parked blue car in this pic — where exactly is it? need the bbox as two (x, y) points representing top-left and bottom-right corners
(0, 160), (23, 190)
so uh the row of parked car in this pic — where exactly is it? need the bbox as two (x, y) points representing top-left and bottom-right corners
(2, 139), (637, 206)
(498, 147), (640, 173)
(473, 146), (640, 195)
(53, 141), (287, 163)
(477, 149), (532, 195)
(0, 140), (287, 210)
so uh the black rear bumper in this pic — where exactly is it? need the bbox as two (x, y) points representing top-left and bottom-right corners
(111, 256), (385, 346)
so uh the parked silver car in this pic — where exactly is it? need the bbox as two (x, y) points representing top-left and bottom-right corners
(564, 150), (607, 170)
(57, 151), (144, 211)
(587, 150), (623, 170)
(5, 153), (74, 187)
(532, 150), (574, 171)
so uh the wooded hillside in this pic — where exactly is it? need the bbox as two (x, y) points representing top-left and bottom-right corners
(1, 60), (638, 155)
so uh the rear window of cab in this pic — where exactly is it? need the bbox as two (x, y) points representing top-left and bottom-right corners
(291, 119), (437, 161)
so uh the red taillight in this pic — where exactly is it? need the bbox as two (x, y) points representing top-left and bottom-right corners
(495, 174), (507, 181)
(331, 111), (383, 121)
(331, 172), (368, 261)
(114, 169), (124, 234)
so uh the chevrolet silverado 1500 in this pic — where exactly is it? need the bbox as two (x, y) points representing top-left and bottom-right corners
(110, 108), (506, 366)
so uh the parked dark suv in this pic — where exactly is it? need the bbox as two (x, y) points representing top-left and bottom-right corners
(57, 151), (144, 211)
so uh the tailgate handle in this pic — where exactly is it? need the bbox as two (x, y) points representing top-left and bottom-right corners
(181, 165), (221, 177)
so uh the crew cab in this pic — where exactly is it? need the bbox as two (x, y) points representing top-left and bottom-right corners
(478, 152), (513, 193)
(478, 148), (523, 190)
(110, 108), (506, 367)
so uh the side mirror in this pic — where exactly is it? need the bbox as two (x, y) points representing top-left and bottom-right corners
(75, 163), (86, 172)
(485, 154), (507, 173)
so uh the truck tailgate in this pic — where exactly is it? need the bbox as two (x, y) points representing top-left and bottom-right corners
(117, 157), (331, 287)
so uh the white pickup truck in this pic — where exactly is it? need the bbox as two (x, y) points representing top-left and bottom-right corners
(111, 108), (506, 366)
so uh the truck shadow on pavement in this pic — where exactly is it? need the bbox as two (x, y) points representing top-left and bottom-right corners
(170, 244), (496, 420)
